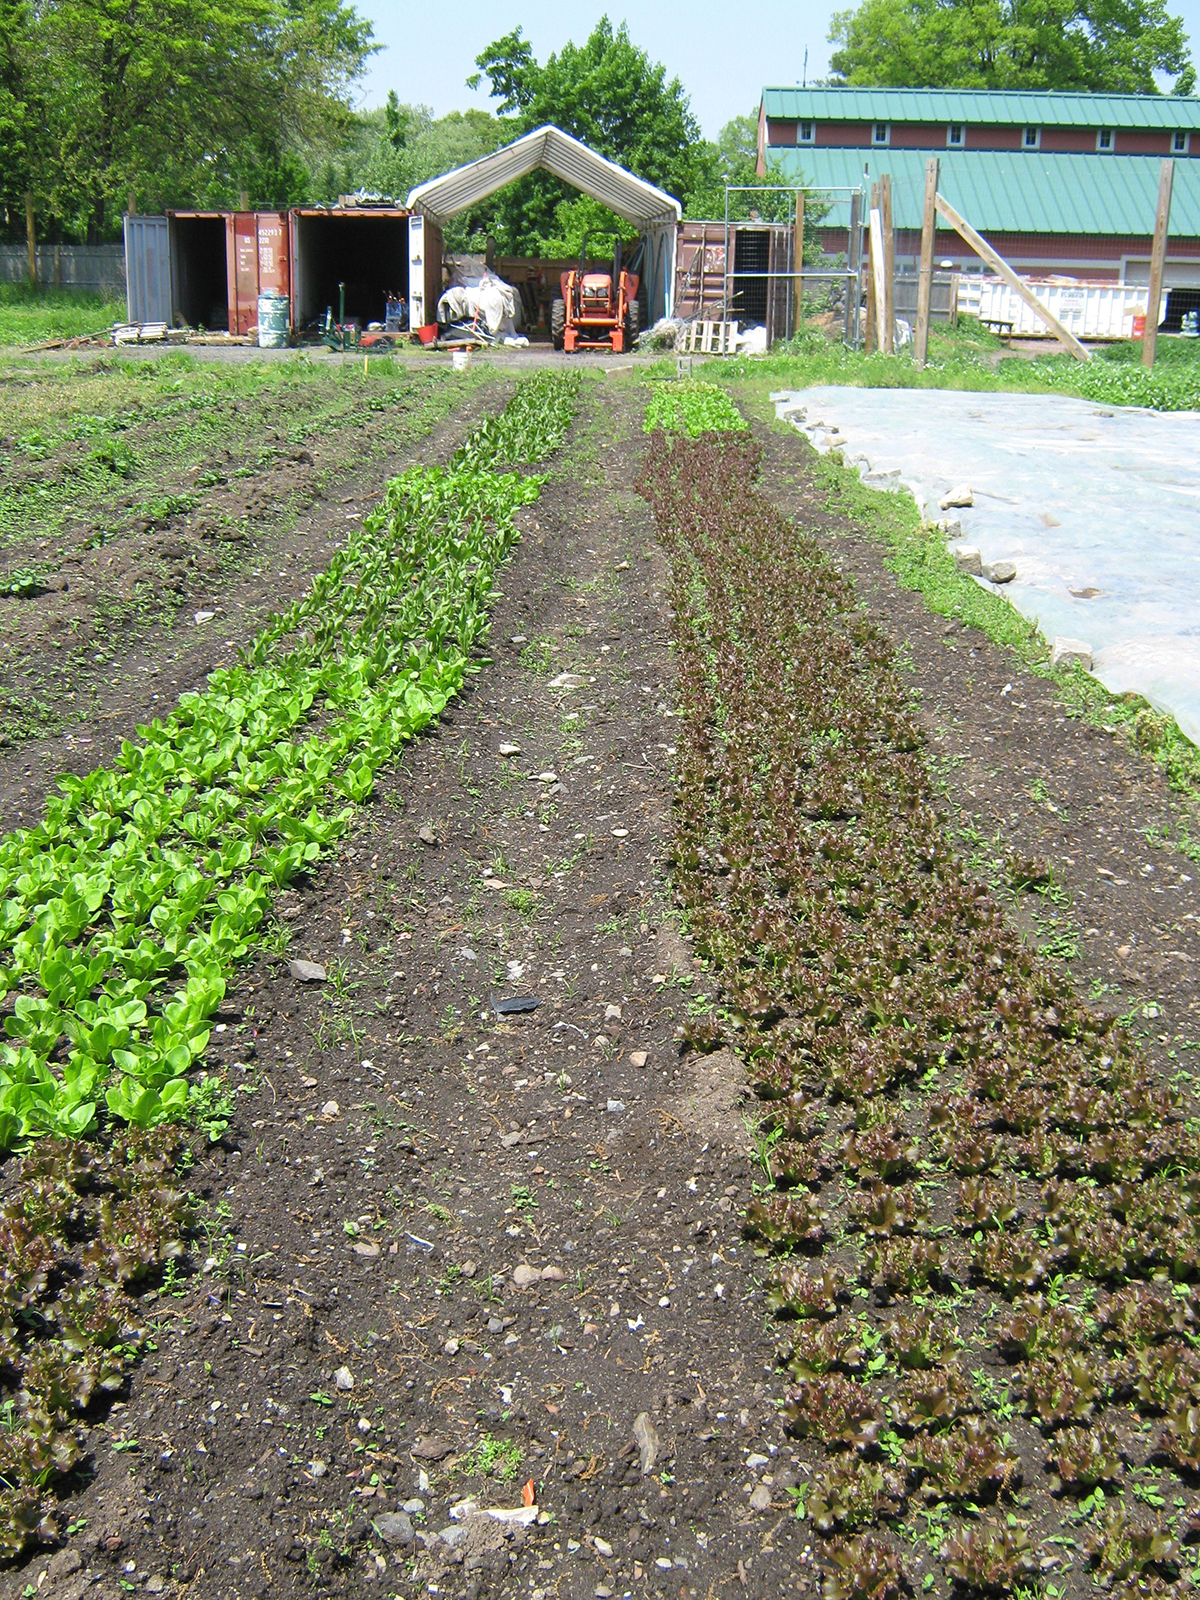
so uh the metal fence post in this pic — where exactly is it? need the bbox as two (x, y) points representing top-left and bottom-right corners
(844, 190), (861, 348)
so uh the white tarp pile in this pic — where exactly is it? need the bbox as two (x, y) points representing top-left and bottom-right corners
(773, 386), (1200, 747)
(437, 269), (520, 340)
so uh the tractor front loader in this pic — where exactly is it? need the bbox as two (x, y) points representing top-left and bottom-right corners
(551, 234), (640, 353)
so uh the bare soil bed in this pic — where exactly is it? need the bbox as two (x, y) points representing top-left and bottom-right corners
(3, 373), (1199, 1600)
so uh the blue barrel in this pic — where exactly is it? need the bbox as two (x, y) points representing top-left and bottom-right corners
(257, 293), (289, 348)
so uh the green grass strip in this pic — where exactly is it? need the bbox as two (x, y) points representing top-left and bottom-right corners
(0, 372), (580, 1148)
(0, 283), (126, 347)
(706, 318), (1200, 413)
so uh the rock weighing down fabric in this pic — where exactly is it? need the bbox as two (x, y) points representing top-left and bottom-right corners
(773, 387), (1200, 746)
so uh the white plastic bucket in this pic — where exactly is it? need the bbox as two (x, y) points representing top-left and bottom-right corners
(257, 293), (289, 348)
(451, 349), (471, 371)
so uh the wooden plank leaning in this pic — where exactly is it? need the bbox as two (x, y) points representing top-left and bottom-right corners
(914, 157), (939, 369)
(1143, 159), (1174, 369)
(863, 183), (878, 352)
(933, 191), (1091, 362)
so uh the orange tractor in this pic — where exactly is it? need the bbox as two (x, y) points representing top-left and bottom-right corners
(551, 235), (640, 353)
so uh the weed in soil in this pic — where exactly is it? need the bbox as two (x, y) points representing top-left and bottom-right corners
(0, 355), (502, 757)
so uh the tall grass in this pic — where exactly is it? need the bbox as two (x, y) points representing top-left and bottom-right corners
(706, 316), (1200, 413)
(0, 283), (125, 346)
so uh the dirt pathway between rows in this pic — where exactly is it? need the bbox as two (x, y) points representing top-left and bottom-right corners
(12, 382), (812, 1600)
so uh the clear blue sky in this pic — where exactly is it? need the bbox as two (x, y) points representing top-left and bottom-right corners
(352, 2), (834, 138)
(352, 2), (1198, 137)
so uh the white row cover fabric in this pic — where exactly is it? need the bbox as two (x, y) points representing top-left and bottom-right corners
(775, 386), (1200, 747)
(407, 125), (681, 230)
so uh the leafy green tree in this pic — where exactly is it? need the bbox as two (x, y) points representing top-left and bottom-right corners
(0, 0), (38, 240)
(468, 18), (705, 253)
(303, 100), (387, 204)
(688, 112), (794, 220)
(684, 109), (831, 272)
(361, 99), (510, 202)
(472, 18), (701, 199)
(534, 194), (637, 258)
(828, 0), (1195, 92)
(23, 0), (375, 240)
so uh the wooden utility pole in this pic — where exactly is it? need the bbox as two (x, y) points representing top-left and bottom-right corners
(879, 173), (895, 354)
(24, 193), (36, 286)
(1143, 159), (1174, 368)
(914, 157), (939, 368)
(934, 191), (1090, 360)
(793, 191), (805, 334)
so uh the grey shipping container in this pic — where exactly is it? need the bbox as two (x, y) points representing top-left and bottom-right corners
(124, 215), (171, 323)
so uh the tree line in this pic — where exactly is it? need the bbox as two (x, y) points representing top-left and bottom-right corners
(1, 0), (374, 244)
(0, 2), (1191, 252)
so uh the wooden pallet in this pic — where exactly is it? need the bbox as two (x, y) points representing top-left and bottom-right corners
(678, 319), (738, 355)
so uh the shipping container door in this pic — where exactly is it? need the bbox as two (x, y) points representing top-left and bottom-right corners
(288, 211), (301, 330)
(256, 212), (289, 300)
(229, 213), (259, 336)
(409, 215), (426, 330)
(410, 214), (442, 331)
(124, 215), (171, 324)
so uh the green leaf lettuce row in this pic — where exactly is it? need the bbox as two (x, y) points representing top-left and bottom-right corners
(0, 374), (580, 1149)
(644, 380), (749, 438)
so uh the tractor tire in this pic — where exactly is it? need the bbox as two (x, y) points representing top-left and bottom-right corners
(624, 298), (641, 349)
(550, 297), (566, 350)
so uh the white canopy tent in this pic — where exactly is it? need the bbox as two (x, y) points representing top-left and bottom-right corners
(406, 125), (680, 324)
